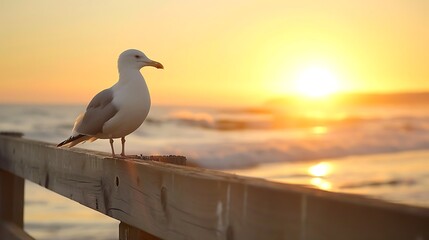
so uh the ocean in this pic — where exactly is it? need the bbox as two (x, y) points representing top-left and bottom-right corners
(1, 95), (429, 239)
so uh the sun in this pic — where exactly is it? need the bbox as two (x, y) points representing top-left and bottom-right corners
(293, 66), (340, 98)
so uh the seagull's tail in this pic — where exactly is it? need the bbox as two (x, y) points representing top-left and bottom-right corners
(57, 134), (94, 148)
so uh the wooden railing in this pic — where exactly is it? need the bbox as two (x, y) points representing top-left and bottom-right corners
(0, 132), (428, 240)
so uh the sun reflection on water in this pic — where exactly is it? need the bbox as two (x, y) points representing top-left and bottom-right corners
(308, 162), (332, 177)
(308, 162), (333, 190)
(310, 177), (332, 190)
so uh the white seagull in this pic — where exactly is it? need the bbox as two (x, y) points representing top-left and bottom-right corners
(58, 49), (163, 157)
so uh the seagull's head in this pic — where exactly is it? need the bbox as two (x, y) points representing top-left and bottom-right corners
(118, 49), (164, 71)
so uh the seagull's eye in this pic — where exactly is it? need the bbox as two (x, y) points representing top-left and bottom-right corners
(134, 55), (140, 59)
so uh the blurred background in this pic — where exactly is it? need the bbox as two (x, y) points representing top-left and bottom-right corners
(1, 1), (428, 239)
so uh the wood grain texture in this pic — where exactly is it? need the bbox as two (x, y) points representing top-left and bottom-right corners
(1, 135), (429, 240)
(0, 222), (35, 240)
(118, 154), (187, 240)
(120, 222), (161, 240)
(0, 170), (24, 228)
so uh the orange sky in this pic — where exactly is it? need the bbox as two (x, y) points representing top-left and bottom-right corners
(0, 0), (428, 106)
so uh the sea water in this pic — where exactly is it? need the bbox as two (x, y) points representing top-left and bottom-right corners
(1, 102), (428, 239)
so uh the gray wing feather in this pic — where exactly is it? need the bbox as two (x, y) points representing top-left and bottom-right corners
(75, 89), (118, 135)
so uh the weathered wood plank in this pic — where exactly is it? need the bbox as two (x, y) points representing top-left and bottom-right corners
(119, 222), (161, 240)
(0, 135), (429, 240)
(0, 169), (24, 228)
(0, 132), (25, 231)
(118, 154), (186, 240)
(305, 195), (429, 240)
(0, 132), (33, 240)
(0, 222), (35, 240)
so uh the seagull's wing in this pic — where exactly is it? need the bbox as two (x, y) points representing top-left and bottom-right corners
(74, 88), (119, 136)
(58, 89), (118, 148)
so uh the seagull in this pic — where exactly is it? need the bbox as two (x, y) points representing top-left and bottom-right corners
(57, 49), (163, 157)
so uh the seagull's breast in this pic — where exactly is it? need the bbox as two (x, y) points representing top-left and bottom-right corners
(101, 77), (151, 138)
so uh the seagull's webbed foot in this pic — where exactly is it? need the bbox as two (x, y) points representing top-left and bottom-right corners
(117, 154), (139, 159)
(113, 154), (126, 159)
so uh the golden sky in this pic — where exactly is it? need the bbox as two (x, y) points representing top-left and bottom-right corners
(0, 0), (428, 106)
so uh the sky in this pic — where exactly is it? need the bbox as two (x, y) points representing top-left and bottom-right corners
(0, 0), (428, 106)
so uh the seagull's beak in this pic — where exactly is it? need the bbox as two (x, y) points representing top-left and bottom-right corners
(144, 60), (164, 69)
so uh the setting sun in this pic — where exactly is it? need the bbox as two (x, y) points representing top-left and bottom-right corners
(293, 66), (340, 98)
